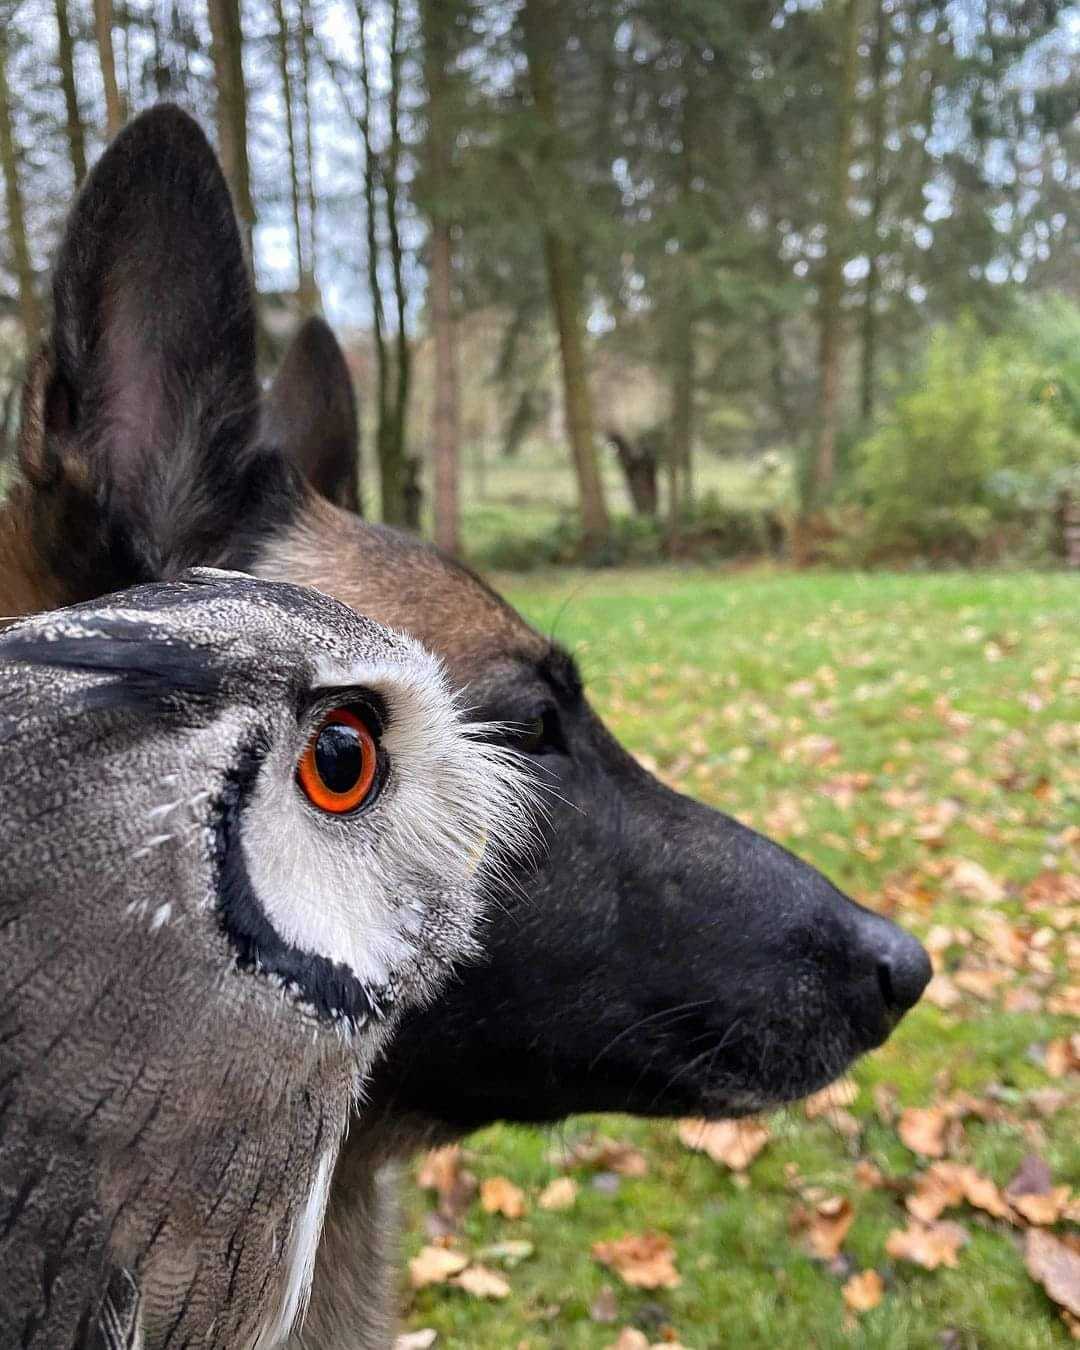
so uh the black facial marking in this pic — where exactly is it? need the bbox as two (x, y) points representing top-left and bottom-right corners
(212, 745), (387, 1030)
(0, 621), (225, 717)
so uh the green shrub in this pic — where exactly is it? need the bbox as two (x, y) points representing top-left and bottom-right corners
(849, 316), (1080, 561)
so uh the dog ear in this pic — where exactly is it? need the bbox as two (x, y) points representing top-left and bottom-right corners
(264, 316), (362, 515)
(19, 104), (291, 585)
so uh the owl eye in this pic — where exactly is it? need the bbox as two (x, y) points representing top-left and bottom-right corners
(297, 707), (379, 815)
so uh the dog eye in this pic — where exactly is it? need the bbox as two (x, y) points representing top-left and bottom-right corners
(298, 707), (379, 814)
(513, 709), (562, 755)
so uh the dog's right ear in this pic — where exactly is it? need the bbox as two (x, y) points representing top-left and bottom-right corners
(264, 316), (362, 515)
(19, 104), (295, 591)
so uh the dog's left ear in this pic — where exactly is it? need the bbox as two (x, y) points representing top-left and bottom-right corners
(264, 316), (362, 514)
(18, 104), (293, 590)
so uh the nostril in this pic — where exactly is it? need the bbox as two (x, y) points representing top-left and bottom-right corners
(877, 958), (896, 1010)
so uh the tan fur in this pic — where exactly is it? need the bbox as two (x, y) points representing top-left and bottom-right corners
(256, 494), (546, 678)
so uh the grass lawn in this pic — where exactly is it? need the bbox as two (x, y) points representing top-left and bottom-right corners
(398, 568), (1079, 1349)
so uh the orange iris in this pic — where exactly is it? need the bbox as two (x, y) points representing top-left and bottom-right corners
(297, 707), (378, 814)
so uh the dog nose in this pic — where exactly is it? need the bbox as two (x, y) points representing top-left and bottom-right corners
(854, 909), (932, 1016)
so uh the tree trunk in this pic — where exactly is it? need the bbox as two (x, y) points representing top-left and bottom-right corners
(668, 56), (697, 535)
(207, 0), (256, 261)
(520, 0), (609, 549)
(54, 0), (87, 187)
(421, 0), (460, 555)
(0, 29), (41, 348)
(297, 0), (320, 312)
(273, 0), (311, 311)
(355, 3), (405, 526)
(428, 219), (459, 555)
(385, 0), (413, 527)
(93, 0), (124, 138)
(860, 0), (888, 423)
(809, 0), (860, 511)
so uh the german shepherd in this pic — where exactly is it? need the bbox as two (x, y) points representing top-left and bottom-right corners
(0, 107), (930, 1347)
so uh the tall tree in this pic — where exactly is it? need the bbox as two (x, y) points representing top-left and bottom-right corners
(297, 0), (320, 311)
(385, 0), (412, 522)
(860, 0), (888, 423)
(354, 1), (409, 525)
(0, 23), (41, 347)
(420, 0), (460, 555)
(520, 0), (610, 549)
(808, 0), (860, 511)
(272, 0), (316, 311)
(207, 0), (256, 260)
(54, 0), (87, 187)
(93, 0), (124, 137)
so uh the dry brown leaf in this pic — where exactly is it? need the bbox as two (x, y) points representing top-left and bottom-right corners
(409, 1246), (470, 1289)
(924, 974), (963, 1010)
(854, 1160), (887, 1190)
(794, 1195), (855, 1260)
(395, 1333), (437, 1350)
(1025, 1230), (1080, 1318)
(557, 1135), (649, 1177)
(842, 1269), (884, 1313)
(885, 1219), (969, 1270)
(1047, 987), (1080, 1018)
(592, 1232), (681, 1290)
(416, 1145), (477, 1221)
(538, 1176), (578, 1211)
(1045, 1035), (1080, 1078)
(947, 858), (1005, 903)
(606, 1332), (649, 1350)
(449, 1265), (511, 1300)
(805, 1081), (859, 1118)
(1012, 1188), (1073, 1226)
(907, 1163), (1010, 1223)
(952, 967), (1008, 1001)
(677, 1118), (769, 1171)
(898, 1107), (948, 1158)
(480, 1176), (526, 1219)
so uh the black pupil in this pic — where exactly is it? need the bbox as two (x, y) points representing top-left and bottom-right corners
(315, 722), (364, 794)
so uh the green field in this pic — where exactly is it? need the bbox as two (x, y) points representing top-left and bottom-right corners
(397, 568), (1079, 1349)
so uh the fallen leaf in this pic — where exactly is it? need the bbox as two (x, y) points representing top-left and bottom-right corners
(409, 1246), (470, 1289)
(805, 1081), (859, 1117)
(854, 1160), (887, 1190)
(924, 974), (963, 1010)
(898, 1107), (948, 1158)
(395, 1333), (437, 1350)
(1045, 1035), (1080, 1078)
(907, 1163), (1010, 1223)
(556, 1135), (649, 1177)
(791, 1195), (855, 1260)
(842, 1269), (884, 1313)
(416, 1145), (477, 1221)
(1025, 1229), (1080, 1318)
(947, 858), (1005, 903)
(885, 1219), (969, 1270)
(677, 1118), (769, 1170)
(538, 1177), (578, 1211)
(480, 1176), (526, 1219)
(952, 967), (1008, 1001)
(449, 1265), (511, 1299)
(592, 1232), (681, 1289)
(607, 1333), (649, 1350)
(1012, 1188), (1073, 1226)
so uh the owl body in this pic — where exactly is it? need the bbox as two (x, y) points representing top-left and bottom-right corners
(0, 571), (529, 1348)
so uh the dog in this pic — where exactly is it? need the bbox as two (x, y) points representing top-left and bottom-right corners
(0, 105), (930, 1347)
